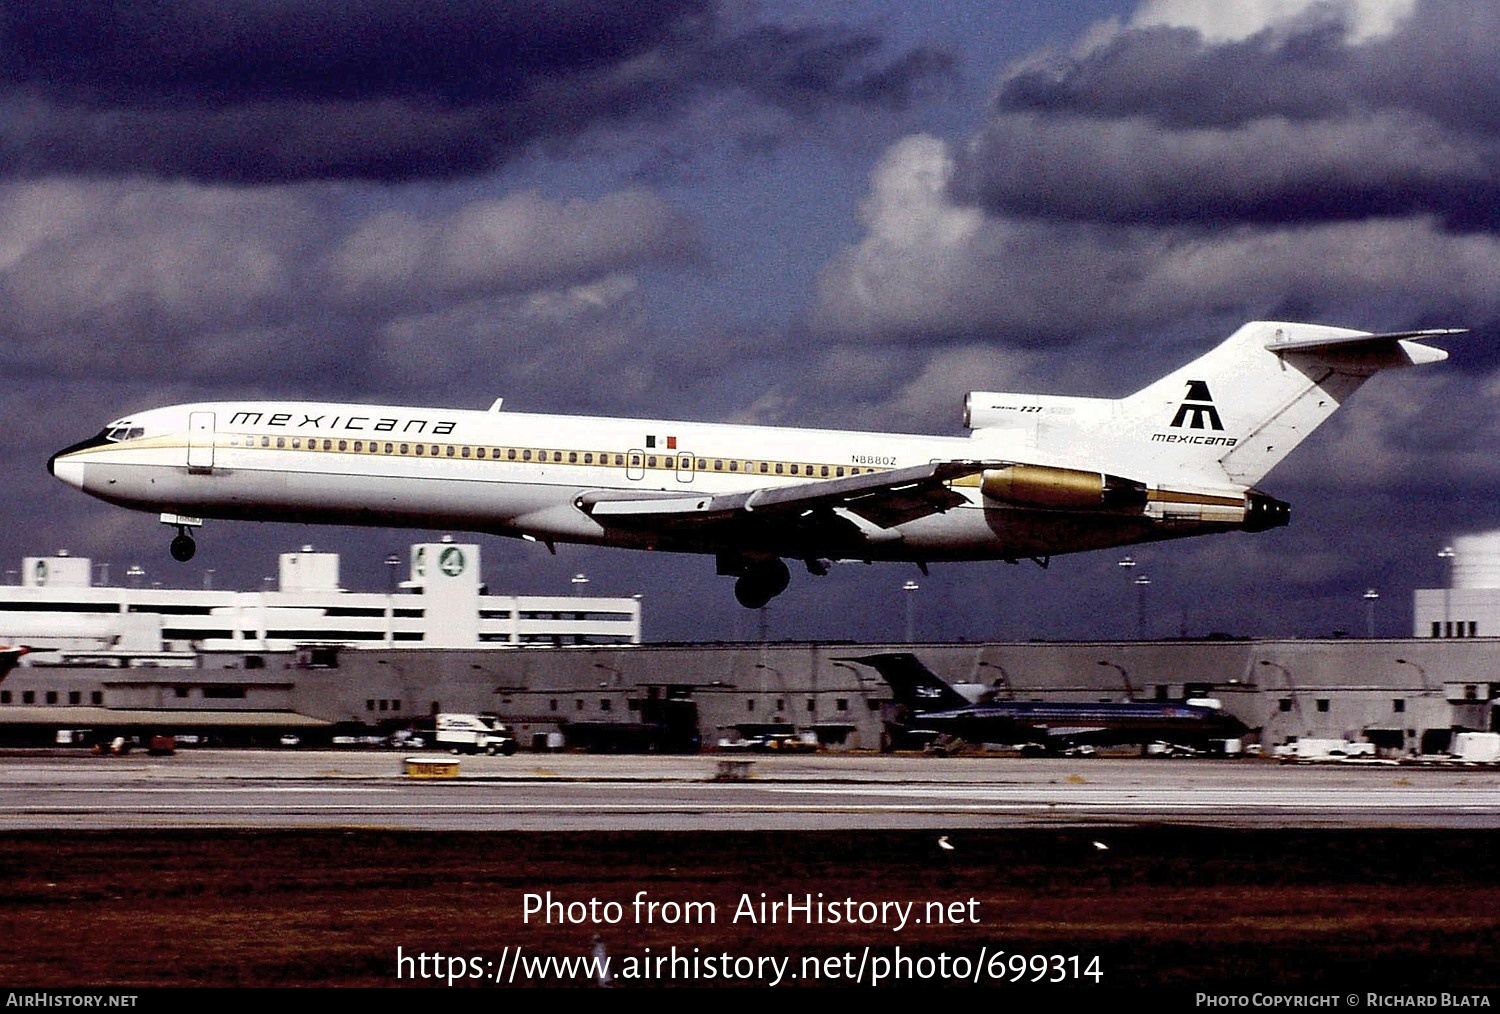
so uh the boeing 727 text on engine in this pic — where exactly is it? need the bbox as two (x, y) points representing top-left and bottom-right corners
(49, 321), (1457, 607)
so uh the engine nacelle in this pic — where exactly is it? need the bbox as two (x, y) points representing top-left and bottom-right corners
(980, 465), (1148, 511)
(963, 391), (1109, 430)
(1242, 490), (1290, 531)
(964, 392), (1004, 430)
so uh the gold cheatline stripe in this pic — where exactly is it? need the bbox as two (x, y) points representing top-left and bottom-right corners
(1147, 489), (1243, 507)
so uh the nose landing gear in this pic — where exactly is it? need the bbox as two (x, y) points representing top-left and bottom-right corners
(160, 513), (203, 563)
(169, 531), (196, 562)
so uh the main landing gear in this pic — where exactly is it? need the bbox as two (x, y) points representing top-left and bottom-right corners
(732, 558), (790, 609)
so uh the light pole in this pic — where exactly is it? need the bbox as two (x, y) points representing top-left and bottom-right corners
(1134, 574), (1151, 639)
(1363, 588), (1380, 638)
(902, 579), (920, 643)
(1118, 556), (1136, 637)
(1394, 657), (1431, 694)
(755, 663), (785, 719)
(1438, 545), (1455, 637)
(1097, 659), (1134, 701)
(571, 573), (589, 597)
(1259, 659), (1298, 736)
(976, 660), (1016, 700)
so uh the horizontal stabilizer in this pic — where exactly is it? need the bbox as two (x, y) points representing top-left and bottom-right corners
(1266, 325), (1464, 360)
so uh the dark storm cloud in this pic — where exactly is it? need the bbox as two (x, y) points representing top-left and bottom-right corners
(328, 188), (700, 312)
(952, 3), (1500, 228)
(4, 1), (694, 102)
(0, 178), (702, 393)
(0, 0), (956, 182)
(814, 134), (1500, 356)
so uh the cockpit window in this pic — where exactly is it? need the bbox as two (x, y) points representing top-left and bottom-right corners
(105, 426), (145, 442)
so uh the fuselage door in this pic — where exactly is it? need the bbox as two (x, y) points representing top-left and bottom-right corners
(626, 449), (645, 481)
(676, 451), (695, 484)
(187, 412), (215, 474)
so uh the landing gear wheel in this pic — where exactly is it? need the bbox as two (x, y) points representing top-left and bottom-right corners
(733, 558), (791, 609)
(169, 533), (196, 562)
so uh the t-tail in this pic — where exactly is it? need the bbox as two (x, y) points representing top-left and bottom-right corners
(1112, 321), (1458, 487)
(966, 320), (1460, 497)
(838, 653), (970, 711)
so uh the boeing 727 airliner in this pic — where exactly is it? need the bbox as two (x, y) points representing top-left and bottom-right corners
(49, 321), (1457, 607)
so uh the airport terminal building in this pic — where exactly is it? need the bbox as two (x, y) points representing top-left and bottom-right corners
(0, 541), (639, 652)
(0, 539), (1495, 753)
(0, 632), (1491, 754)
(1413, 532), (1500, 640)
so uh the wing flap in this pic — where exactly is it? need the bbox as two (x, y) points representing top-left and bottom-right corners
(838, 483), (967, 528)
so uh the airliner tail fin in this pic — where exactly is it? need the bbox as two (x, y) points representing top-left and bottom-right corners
(1113, 321), (1457, 486)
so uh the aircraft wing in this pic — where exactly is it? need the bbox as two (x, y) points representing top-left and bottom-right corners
(0, 645), (29, 683)
(1041, 725), (1110, 738)
(578, 460), (999, 533)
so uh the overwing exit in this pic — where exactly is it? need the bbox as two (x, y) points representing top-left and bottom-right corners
(49, 321), (1459, 607)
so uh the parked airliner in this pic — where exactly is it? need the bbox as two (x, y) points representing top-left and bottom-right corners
(49, 321), (1456, 607)
(842, 652), (1248, 753)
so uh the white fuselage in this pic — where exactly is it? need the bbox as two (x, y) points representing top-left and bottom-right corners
(49, 399), (1235, 564)
(48, 320), (1454, 604)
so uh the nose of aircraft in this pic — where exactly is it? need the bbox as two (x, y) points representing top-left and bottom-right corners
(49, 431), (113, 489)
(48, 451), (86, 489)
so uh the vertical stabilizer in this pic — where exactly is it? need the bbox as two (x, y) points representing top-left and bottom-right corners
(840, 653), (969, 710)
(1109, 321), (1452, 486)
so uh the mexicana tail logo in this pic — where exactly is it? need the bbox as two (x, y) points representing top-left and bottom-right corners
(1169, 380), (1223, 430)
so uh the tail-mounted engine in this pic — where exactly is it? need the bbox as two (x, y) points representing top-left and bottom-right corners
(1242, 490), (1291, 531)
(981, 464), (1148, 511)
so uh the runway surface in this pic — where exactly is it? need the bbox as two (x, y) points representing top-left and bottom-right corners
(3, 751), (1498, 988)
(2, 749), (1496, 830)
